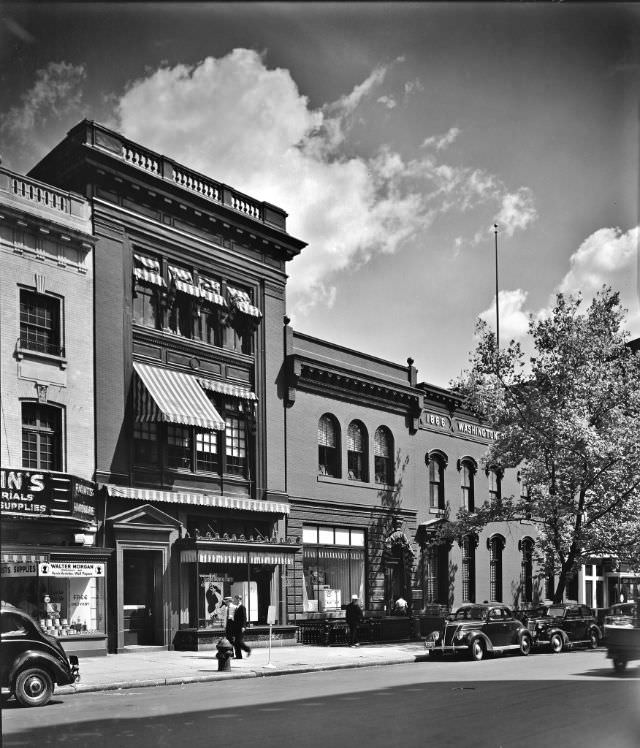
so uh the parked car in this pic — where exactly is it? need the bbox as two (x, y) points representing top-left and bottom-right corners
(0, 602), (79, 707)
(424, 603), (532, 661)
(525, 603), (601, 653)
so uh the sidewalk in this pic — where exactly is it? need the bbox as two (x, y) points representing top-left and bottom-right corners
(57, 642), (430, 696)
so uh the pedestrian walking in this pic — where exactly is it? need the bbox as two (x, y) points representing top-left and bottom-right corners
(345, 594), (363, 647)
(223, 595), (237, 648)
(231, 594), (252, 659)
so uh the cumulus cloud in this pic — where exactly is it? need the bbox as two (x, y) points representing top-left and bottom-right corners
(479, 288), (531, 341)
(494, 187), (537, 237)
(113, 49), (536, 316)
(0, 61), (86, 162)
(558, 226), (640, 333)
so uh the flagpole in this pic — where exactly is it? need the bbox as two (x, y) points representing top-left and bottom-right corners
(493, 223), (500, 371)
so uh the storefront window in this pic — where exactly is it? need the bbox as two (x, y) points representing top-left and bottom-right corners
(303, 525), (366, 613)
(1, 570), (106, 638)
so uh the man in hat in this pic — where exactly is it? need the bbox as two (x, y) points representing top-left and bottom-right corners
(222, 595), (237, 646)
(230, 594), (252, 659)
(345, 594), (363, 647)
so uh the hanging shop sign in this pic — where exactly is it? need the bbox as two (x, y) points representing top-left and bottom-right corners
(38, 562), (105, 578)
(0, 468), (97, 521)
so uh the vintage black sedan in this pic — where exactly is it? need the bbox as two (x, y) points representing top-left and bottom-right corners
(425, 603), (532, 661)
(525, 603), (601, 653)
(0, 603), (79, 706)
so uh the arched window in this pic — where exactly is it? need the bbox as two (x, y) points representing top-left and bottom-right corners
(489, 534), (506, 602)
(318, 414), (340, 477)
(374, 426), (393, 485)
(347, 421), (367, 481)
(22, 402), (62, 471)
(461, 535), (477, 603)
(459, 457), (477, 512)
(428, 451), (447, 510)
(520, 537), (534, 603)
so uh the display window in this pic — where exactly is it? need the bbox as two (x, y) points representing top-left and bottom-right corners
(302, 525), (366, 613)
(1, 572), (105, 638)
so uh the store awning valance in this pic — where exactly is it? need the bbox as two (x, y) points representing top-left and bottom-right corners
(133, 362), (225, 430)
(181, 549), (294, 565)
(105, 485), (290, 514)
(198, 378), (258, 401)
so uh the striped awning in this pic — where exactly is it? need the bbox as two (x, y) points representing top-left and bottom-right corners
(105, 484), (290, 514)
(1, 551), (50, 564)
(198, 378), (258, 401)
(134, 254), (165, 287)
(228, 286), (262, 318)
(133, 362), (225, 430)
(199, 277), (227, 308)
(169, 265), (200, 297)
(181, 549), (294, 565)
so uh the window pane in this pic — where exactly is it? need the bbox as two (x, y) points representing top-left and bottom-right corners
(350, 529), (365, 547)
(225, 415), (246, 475)
(20, 290), (61, 355)
(318, 527), (334, 545)
(21, 403), (61, 471)
(302, 526), (318, 544)
(196, 429), (218, 472)
(335, 529), (350, 546)
(167, 425), (191, 469)
(134, 422), (158, 466)
(318, 416), (336, 447)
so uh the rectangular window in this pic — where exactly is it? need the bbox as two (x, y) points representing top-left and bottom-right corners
(134, 422), (158, 466)
(133, 285), (159, 329)
(168, 293), (193, 338)
(195, 307), (222, 346)
(196, 429), (218, 472)
(22, 403), (62, 471)
(224, 415), (246, 476)
(20, 290), (62, 356)
(303, 524), (366, 613)
(167, 425), (191, 469)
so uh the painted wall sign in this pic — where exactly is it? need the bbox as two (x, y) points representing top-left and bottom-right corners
(38, 562), (105, 578)
(419, 411), (452, 431)
(455, 420), (499, 441)
(0, 468), (96, 521)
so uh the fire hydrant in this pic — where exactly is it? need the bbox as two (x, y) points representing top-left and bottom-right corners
(216, 637), (234, 671)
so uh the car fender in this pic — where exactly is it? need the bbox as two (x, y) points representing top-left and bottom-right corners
(546, 626), (569, 645)
(465, 629), (494, 652)
(591, 624), (603, 640)
(8, 649), (70, 690)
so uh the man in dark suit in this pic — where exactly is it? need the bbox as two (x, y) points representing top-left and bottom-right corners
(345, 594), (364, 647)
(231, 594), (252, 659)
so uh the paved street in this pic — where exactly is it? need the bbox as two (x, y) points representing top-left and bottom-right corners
(3, 649), (638, 748)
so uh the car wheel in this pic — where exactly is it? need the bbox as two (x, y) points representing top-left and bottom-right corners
(550, 633), (563, 653)
(520, 634), (531, 656)
(588, 630), (599, 649)
(470, 639), (485, 661)
(14, 668), (53, 708)
(613, 657), (627, 674)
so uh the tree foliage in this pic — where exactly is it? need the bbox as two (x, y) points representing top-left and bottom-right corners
(449, 287), (640, 602)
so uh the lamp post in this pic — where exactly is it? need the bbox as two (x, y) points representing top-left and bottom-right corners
(493, 223), (500, 373)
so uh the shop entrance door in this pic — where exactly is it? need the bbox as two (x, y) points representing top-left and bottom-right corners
(123, 550), (159, 646)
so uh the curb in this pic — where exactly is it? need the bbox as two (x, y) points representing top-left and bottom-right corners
(56, 654), (429, 696)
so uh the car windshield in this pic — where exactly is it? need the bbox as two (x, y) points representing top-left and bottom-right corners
(547, 606), (566, 618)
(454, 607), (485, 621)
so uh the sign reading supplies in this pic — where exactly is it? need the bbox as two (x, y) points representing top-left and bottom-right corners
(0, 468), (96, 520)
(39, 562), (105, 578)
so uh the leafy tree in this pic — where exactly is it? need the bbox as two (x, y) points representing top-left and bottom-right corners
(449, 287), (640, 603)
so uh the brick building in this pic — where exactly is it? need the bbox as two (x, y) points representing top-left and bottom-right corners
(0, 167), (110, 656)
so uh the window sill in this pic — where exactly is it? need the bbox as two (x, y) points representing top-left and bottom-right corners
(429, 508), (446, 516)
(16, 347), (67, 370)
(317, 474), (394, 491)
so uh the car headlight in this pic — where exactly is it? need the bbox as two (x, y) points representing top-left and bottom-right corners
(429, 631), (440, 642)
(455, 630), (467, 641)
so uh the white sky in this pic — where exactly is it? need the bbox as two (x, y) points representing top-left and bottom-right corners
(2, 3), (638, 386)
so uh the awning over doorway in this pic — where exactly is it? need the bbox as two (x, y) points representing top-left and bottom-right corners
(105, 485), (290, 515)
(133, 362), (225, 430)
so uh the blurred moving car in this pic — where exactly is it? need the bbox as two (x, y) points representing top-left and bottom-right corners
(424, 603), (532, 661)
(604, 601), (640, 673)
(525, 603), (601, 653)
(0, 602), (79, 707)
